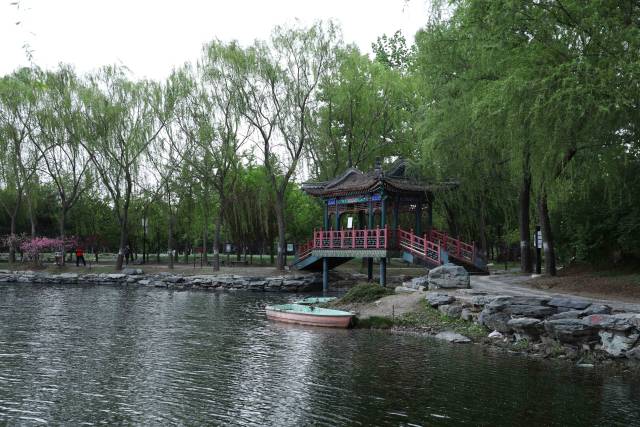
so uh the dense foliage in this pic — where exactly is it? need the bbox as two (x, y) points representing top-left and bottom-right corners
(1, 1), (639, 273)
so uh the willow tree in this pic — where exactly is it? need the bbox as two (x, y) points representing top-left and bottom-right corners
(81, 67), (169, 270)
(234, 22), (338, 270)
(30, 67), (91, 264)
(0, 69), (40, 261)
(310, 45), (417, 180)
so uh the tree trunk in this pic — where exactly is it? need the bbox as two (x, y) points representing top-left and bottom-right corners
(519, 147), (533, 273)
(27, 197), (36, 238)
(478, 200), (488, 258)
(8, 216), (16, 264)
(274, 191), (287, 270)
(212, 210), (222, 271)
(59, 209), (66, 266)
(116, 221), (128, 270)
(168, 212), (175, 269)
(538, 191), (556, 276)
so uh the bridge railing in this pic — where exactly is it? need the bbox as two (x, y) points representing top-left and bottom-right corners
(296, 240), (314, 261)
(397, 228), (441, 264)
(429, 229), (475, 263)
(312, 227), (388, 250)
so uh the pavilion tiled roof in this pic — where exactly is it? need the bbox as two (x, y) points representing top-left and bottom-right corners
(301, 159), (458, 198)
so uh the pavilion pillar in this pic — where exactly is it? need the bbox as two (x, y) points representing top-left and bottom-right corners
(415, 202), (423, 236)
(426, 199), (433, 236)
(323, 201), (329, 229)
(380, 196), (387, 287)
(392, 196), (399, 247)
(335, 200), (340, 230)
(367, 197), (374, 281)
(322, 256), (329, 293)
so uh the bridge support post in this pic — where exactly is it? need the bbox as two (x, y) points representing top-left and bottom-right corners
(367, 196), (374, 281)
(322, 257), (329, 293)
(380, 257), (387, 287)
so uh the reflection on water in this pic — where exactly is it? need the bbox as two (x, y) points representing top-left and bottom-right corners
(1, 284), (639, 425)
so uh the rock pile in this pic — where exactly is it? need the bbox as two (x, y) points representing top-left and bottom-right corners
(426, 291), (640, 360)
(0, 270), (322, 293)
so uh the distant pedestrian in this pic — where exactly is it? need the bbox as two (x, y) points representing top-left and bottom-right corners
(124, 245), (131, 265)
(76, 246), (86, 267)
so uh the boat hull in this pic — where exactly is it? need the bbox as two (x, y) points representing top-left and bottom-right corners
(266, 308), (352, 328)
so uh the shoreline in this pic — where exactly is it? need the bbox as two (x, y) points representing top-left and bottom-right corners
(0, 269), (323, 293)
(333, 288), (640, 370)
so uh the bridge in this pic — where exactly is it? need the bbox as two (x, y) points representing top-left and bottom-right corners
(293, 226), (487, 277)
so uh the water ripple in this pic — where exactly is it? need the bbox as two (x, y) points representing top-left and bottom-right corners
(1, 284), (639, 426)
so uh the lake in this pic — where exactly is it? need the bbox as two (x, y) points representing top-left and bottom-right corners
(1, 284), (639, 425)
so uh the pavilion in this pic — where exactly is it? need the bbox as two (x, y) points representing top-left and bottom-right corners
(294, 159), (487, 291)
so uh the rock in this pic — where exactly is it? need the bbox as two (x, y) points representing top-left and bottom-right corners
(487, 295), (550, 310)
(548, 310), (583, 320)
(599, 330), (640, 357)
(434, 331), (471, 343)
(122, 268), (144, 275)
(395, 286), (418, 293)
(488, 330), (503, 339)
(404, 275), (429, 290)
(471, 295), (496, 306)
(508, 317), (543, 339)
(57, 273), (79, 282)
(503, 304), (556, 318)
(426, 293), (455, 307)
(281, 280), (304, 291)
(428, 264), (470, 290)
(547, 297), (591, 310)
(479, 310), (512, 333)
(625, 345), (640, 360)
(438, 304), (463, 318)
(582, 314), (634, 332)
(544, 319), (598, 343)
(105, 274), (126, 280)
(460, 308), (474, 322)
(581, 304), (612, 316)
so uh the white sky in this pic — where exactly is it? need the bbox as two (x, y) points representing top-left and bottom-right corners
(1, 0), (429, 81)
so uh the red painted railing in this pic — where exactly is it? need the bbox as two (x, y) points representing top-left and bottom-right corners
(297, 240), (314, 261)
(429, 229), (475, 264)
(397, 228), (441, 265)
(295, 227), (476, 267)
(312, 227), (388, 250)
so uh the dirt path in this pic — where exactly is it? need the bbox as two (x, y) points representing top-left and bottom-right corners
(471, 274), (640, 313)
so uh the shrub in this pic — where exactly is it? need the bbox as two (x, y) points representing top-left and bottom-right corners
(338, 283), (394, 304)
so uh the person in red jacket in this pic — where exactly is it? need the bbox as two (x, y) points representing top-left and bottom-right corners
(76, 246), (86, 267)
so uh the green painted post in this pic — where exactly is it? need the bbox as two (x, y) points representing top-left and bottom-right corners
(323, 202), (329, 229)
(323, 257), (329, 293)
(392, 197), (399, 247)
(380, 196), (387, 287)
(367, 197), (374, 281)
(380, 257), (387, 286)
(335, 200), (340, 230)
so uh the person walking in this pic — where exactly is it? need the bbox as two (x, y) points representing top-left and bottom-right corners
(124, 245), (131, 265)
(76, 246), (86, 267)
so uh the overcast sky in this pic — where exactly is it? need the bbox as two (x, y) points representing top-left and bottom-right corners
(1, 0), (429, 81)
